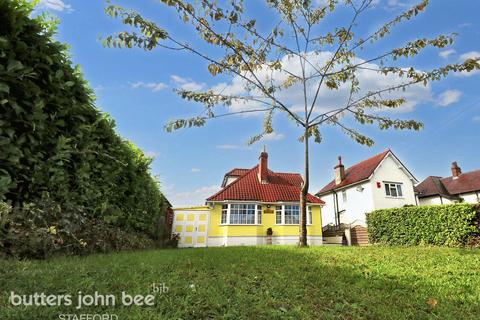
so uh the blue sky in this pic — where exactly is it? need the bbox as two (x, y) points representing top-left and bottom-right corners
(37, 0), (479, 206)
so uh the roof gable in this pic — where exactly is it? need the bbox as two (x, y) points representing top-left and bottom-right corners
(207, 165), (324, 204)
(316, 150), (389, 195)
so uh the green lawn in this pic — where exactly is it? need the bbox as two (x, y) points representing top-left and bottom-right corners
(1, 246), (479, 319)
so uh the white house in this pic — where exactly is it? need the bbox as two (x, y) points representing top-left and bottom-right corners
(416, 162), (480, 205)
(316, 150), (418, 227)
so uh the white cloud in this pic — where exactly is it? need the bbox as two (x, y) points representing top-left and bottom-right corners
(460, 51), (480, 60)
(473, 116), (480, 123)
(171, 75), (205, 91)
(454, 51), (480, 77)
(458, 22), (473, 28)
(167, 185), (220, 207)
(38, 0), (72, 12)
(262, 132), (285, 141)
(216, 144), (239, 149)
(131, 82), (167, 92)
(439, 49), (456, 59)
(210, 51), (431, 117)
(191, 168), (201, 173)
(437, 90), (462, 107)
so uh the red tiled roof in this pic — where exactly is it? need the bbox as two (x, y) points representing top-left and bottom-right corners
(207, 165), (324, 204)
(316, 150), (390, 195)
(225, 168), (250, 176)
(416, 170), (480, 198)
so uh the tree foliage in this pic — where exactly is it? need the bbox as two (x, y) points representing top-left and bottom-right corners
(104, 0), (480, 246)
(0, 0), (168, 257)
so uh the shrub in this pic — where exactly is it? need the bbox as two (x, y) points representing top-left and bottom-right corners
(366, 204), (480, 246)
(0, 198), (156, 259)
(0, 1), (170, 258)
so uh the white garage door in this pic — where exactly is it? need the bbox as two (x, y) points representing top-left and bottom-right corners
(172, 209), (210, 248)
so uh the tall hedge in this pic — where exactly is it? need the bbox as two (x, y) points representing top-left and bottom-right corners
(367, 204), (480, 246)
(0, 0), (168, 257)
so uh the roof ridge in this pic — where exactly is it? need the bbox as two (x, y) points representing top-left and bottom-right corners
(347, 149), (390, 170)
(225, 168), (249, 175)
(275, 172), (302, 176)
(207, 165), (258, 201)
(442, 168), (480, 180)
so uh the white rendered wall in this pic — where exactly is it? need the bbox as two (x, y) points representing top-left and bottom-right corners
(461, 192), (480, 203)
(370, 155), (417, 209)
(418, 192), (479, 206)
(319, 181), (373, 227)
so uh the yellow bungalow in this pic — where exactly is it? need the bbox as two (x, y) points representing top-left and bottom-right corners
(172, 150), (324, 247)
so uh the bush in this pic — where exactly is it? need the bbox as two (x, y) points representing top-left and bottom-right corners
(0, 198), (156, 259)
(366, 204), (480, 246)
(0, 1), (170, 258)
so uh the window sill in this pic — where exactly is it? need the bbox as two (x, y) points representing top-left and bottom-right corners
(275, 224), (313, 226)
(385, 196), (405, 199)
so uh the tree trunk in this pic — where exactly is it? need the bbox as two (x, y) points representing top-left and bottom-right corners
(299, 129), (309, 247)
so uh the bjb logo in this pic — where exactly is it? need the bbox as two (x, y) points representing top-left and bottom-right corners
(150, 283), (169, 294)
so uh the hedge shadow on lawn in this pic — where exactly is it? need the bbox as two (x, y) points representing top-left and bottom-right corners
(0, 246), (479, 319)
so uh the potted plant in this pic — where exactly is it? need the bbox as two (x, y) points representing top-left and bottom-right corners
(266, 227), (273, 245)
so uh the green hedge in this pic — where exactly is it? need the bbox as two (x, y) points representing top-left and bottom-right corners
(366, 204), (480, 246)
(0, 1), (170, 258)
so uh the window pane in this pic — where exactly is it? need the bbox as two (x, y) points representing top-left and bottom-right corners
(397, 184), (403, 197)
(390, 186), (397, 197)
(257, 205), (262, 224)
(229, 203), (256, 224)
(276, 206), (282, 224)
(292, 205), (299, 224)
(342, 190), (347, 202)
(285, 205), (299, 224)
(308, 206), (312, 224)
(385, 183), (390, 196)
(221, 210), (227, 224)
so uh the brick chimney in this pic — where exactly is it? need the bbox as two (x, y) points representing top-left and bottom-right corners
(451, 161), (461, 179)
(334, 156), (345, 185)
(258, 147), (268, 184)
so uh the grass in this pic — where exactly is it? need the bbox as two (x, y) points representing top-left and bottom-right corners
(1, 246), (479, 319)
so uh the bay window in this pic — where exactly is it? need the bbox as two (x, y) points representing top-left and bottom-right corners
(220, 203), (262, 225)
(275, 205), (312, 225)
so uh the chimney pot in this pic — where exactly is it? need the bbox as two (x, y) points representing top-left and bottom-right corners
(451, 161), (461, 178)
(258, 148), (269, 184)
(334, 156), (345, 185)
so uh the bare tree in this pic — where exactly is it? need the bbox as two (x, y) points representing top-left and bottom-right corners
(104, 0), (480, 246)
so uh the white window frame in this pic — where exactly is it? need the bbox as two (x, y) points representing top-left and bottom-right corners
(342, 190), (347, 202)
(275, 204), (312, 225)
(384, 182), (403, 198)
(220, 203), (262, 225)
